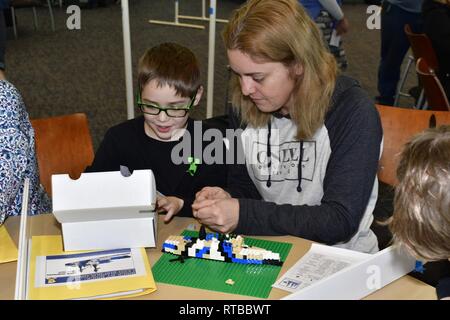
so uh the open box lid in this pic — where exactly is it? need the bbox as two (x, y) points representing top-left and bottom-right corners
(52, 169), (156, 223)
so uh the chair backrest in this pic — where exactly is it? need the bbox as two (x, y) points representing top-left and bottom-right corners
(404, 24), (439, 72)
(376, 104), (450, 186)
(416, 57), (450, 111)
(31, 113), (94, 196)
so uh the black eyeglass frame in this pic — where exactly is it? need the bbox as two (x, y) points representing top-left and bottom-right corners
(136, 89), (198, 118)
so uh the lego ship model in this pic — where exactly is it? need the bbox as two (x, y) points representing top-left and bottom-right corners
(162, 226), (283, 266)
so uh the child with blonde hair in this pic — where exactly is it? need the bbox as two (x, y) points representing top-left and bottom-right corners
(389, 125), (450, 299)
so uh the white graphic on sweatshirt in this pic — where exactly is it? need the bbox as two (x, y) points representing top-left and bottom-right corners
(250, 140), (316, 182)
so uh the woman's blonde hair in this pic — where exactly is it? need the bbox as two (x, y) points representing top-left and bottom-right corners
(389, 125), (450, 261)
(222, 0), (337, 140)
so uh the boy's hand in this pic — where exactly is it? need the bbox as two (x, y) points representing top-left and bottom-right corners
(195, 186), (231, 202)
(192, 198), (239, 234)
(157, 196), (184, 223)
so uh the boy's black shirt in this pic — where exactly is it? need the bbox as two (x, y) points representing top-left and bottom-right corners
(86, 116), (227, 217)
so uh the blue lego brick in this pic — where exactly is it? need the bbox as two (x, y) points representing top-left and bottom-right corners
(162, 243), (176, 250)
(222, 243), (233, 258)
(195, 247), (210, 258)
(205, 233), (219, 241)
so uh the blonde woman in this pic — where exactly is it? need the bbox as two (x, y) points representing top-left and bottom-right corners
(423, 0), (450, 100)
(193, 0), (382, 253)
(389, 125), (450, 299)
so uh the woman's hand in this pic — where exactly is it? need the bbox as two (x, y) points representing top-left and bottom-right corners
(157, 196), (184, 223)
(192, 198), (239, 234)
(195, 186), (231, 202)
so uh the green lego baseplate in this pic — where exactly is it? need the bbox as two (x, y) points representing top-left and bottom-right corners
(152, 230), (292, 299)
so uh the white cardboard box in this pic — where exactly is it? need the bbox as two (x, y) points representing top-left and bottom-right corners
(52, 170), (157, 252)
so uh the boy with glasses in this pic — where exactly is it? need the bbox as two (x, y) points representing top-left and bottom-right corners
(86, 43), (227, 222)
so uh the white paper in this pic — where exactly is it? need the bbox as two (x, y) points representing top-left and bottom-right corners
(34, 248), (146, 288)
(273, 243), (370, 293)
(330, 29), (341, 47)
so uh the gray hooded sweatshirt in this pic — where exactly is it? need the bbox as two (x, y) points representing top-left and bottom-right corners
(226, 75), (382, 253)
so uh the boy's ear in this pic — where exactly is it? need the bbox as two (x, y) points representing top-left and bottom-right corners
(193, 86), (204, 106)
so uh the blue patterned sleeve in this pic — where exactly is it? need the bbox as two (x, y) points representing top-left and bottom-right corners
(0, 81), (40, 224)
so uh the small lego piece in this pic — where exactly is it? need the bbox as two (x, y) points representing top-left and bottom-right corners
(186, 223), (196, 231)
(199, 225), (207, 240)
(414, 260), (426, 273)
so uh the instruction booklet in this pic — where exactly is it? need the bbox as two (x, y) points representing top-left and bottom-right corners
(273, 243), (370, 292)
(26, 235), (157, 300)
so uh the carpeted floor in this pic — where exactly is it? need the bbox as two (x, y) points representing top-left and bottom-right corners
(4, 1), (418, 149)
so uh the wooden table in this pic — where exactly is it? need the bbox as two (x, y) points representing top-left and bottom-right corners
(0, 214), (437, 300)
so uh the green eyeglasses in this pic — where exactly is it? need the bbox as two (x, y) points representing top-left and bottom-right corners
(136, 90), (197, 118)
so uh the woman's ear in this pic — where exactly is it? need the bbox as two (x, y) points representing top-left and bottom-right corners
(193, 86), (204, 106)
(294, 63), (304, 77)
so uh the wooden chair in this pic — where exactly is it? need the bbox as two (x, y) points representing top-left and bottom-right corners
(31, 113), (94, 196)
(376, 104), (450, 186)
(404, 24), (439, 71)
(10, 0), (55, 38)
(395, 24), (440, 107)
(416, 57), (450, 111)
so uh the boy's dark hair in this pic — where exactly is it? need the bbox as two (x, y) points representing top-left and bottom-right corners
(138, 43), (201, 98)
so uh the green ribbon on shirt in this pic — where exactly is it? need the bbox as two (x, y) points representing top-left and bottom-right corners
(187, 156), (200, 176)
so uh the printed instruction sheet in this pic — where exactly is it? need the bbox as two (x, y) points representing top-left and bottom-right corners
(34, 248), (147, 287)
(273, 243), (370, 293)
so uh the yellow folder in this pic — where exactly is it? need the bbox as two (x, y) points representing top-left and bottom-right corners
(27, 235), (157, 300)
(0, 225), (18, 263)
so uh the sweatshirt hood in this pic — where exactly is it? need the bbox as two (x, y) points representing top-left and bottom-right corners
(329, 75), (363, 111)
(265, 75), (362, 192)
